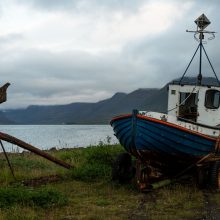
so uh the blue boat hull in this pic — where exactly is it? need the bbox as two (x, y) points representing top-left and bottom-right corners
(111, 112), (218, 167)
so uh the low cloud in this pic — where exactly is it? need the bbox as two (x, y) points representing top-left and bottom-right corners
(0, 1), (220, 109)
(17, 0), (146, 12)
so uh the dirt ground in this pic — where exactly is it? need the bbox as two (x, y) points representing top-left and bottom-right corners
(20, 175), (220, 220)
(127, 189), (220, 220)
(201, 190), (220, 220)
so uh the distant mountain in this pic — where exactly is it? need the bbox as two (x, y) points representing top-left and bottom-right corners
(1, 77), (219, 124)
(3, 87), (166, 124)
(0, 111), (14, 124)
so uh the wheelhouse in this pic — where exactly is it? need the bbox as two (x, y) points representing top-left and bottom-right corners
(168, 84), (220, 127)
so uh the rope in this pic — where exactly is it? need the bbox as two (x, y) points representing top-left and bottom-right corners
(174, 133), (220, 180)
(173, 153), (214, 181)
(167, 85), (197, 113)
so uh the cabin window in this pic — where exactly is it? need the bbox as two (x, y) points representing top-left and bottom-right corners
(180, 93), (189, 105)
(179, 92), (198, 105)
(171, 90), (176, 95)
(178, 92), (198, 122)
(205, 89), (220, 109)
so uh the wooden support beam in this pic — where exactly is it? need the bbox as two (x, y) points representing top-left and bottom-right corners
(0, 131), (73, 169)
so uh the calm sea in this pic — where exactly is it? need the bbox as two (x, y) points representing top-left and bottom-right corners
(0, 125), (118, 152)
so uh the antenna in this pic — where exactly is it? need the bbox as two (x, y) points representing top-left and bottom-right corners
(186, 14), (216, 42)
(179, 14), (219, 86)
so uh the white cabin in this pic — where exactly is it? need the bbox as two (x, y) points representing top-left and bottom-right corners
(139, 14), (220, 137)
(168, 83), (220, 127)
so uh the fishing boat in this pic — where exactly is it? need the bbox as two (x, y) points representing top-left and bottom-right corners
(110, 14), (220, 189)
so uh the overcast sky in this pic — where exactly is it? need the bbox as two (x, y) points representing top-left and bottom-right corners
(0, 0), (220, 109)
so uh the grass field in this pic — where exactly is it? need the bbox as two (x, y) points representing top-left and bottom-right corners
(0, 144), (219, 220)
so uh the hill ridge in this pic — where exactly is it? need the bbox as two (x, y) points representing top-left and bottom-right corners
(1, 77), (218, 124)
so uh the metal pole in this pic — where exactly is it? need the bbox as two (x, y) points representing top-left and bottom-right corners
(0, 140), (16, 179)
(197, 33), (203, 85)
(179, 44), (200, 84)
(202, 44), (220, 85)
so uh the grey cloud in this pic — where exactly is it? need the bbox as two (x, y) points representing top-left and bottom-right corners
(17, 0), (146, 12)
(121, 4), (220, 85)
(0, 33), (24, 45)
(0, 47), (150, 108)
(1, 1), (220, 109)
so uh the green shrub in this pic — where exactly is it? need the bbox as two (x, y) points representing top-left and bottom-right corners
(85, 146), (114, 165)
(71, 144), (125, 181)
(72, 163), (111, 181)
(0, 186), (68, 208)
(0, 156), (48, 170)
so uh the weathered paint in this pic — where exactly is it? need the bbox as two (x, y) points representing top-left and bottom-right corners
(168, 84), (220, 127)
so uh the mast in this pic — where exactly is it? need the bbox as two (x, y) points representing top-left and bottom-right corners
(198, 29), (203, 85)
(195, 14), (210, 85)
(179, 14), (219, 86)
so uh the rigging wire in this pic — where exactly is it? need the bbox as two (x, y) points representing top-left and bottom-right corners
(167, 85), (198, 113)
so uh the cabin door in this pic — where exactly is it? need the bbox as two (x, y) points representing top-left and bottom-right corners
(178, 92), (198, 122)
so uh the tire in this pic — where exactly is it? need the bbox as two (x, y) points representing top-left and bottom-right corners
(196, 166), (208, 189)
(209, 161), (220, 189)
(111, 153), (135, 183)
(197, 168), (205, 188)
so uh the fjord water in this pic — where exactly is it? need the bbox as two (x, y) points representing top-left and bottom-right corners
(0, 125), (118, 152)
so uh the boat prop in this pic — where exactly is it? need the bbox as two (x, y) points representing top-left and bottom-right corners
(0, 84), (72, 180)
(0, 131), (72, 169)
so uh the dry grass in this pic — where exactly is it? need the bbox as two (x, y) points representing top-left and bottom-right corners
(0, 145), (219, 219)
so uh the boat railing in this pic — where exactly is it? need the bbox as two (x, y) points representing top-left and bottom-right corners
(177, 116), (220, 130)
